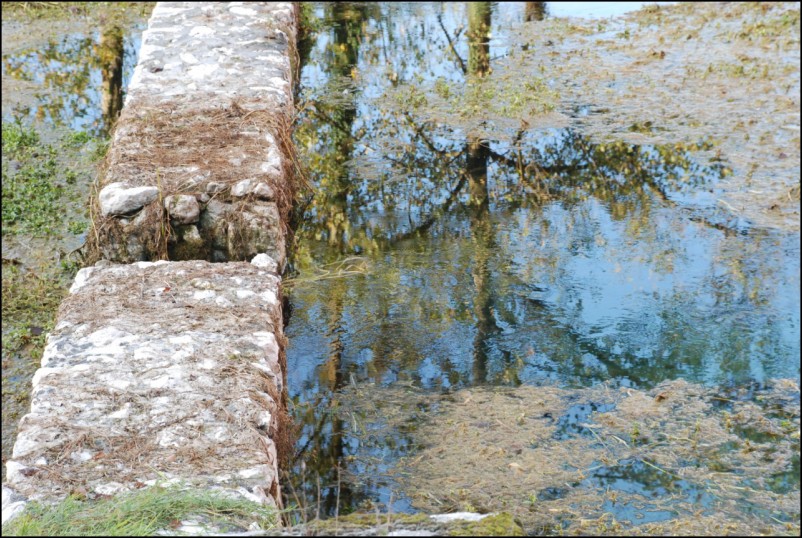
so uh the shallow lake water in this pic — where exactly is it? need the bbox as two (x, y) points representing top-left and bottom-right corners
(285, 1), (800, 527)
(2, 16), (146, 135)
(0, 2), (798, 533)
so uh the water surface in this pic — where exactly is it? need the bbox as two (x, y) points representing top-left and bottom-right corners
(286, 1), (800, 523)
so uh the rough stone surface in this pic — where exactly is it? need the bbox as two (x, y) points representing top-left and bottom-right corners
(164, 194), (200, 224)
(232, 178), (258, 197)
(3, 2), (298, 529)
(254, 182), (276, 201)
(206, 181), (228, 194)
(92, 1), (297, 266)
(3, 259), (286, 520)
(1, 486), (26, 526)
(251, 253), (279, 273)
(99, 182), (159, 216)
(227, 202), (285, 269)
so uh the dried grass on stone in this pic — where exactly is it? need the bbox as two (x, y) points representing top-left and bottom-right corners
(14, 261), (291, 507)
(85, 96), (305, 264)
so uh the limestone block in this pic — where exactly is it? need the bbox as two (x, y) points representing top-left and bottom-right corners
(199, 199), (231, 250)
(5, 261), (286, 512)
(206, 181), (227, 194)
(231, 179), (276, 201)
(90, 1), (295, 264)
(253, 182), (275, 200)
(2, 486), (27, 526)
(164, 194), (200, 224)
(179, 225), (203, 246)
(251, 253), (278, 273)
(227, 202), (283, 263)
(231, 178), (257, 197)
(99, 183), (159, 216)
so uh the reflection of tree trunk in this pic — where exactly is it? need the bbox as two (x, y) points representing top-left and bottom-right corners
(525, 2), (546, 22)
(304, 4), (366, 513)
(466, 134), (492, 383)
(467, 137), (490, 209)
(465, 0), (502, 382)
(326, 192), (351, 250)
(467, 2), (491, 77)
(465, 2), (495, 383)
(322, 2), (364, 253)
(97, 26), (124, 135)
(320, 277), (353, 515)
(321, 280), (346, 389)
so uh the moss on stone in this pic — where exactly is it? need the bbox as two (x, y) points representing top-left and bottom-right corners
(446, 513), (525, 537)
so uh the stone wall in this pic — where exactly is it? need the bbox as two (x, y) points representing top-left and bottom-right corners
(3, 2), (297, 529)
(4, 259), (287, 520)
(90, 2), (298, 267)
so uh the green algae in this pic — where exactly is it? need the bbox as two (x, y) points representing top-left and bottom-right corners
(446, 513), (525, 536)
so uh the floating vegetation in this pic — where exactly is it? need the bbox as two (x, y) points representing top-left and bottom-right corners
(330, 378), (800, 535)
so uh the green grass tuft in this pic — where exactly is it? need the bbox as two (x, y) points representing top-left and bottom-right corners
(2, 484), (279, 536)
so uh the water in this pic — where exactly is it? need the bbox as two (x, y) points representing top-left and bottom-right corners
(287, 1), (800, 523)
(1, 2), (797, 531)
(2, 13), (147, 135)
(582, 458), (716, 524)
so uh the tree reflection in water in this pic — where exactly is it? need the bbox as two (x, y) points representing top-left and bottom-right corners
(2, 19), (137, 135)
(287, 1), (799, 518)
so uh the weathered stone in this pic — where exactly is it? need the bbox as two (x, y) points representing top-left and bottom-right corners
(206, 181), (227, 194)
(265, 146), (282, 169)
(179, 225), (203, 245)
(4, 261), (286, 515)
(227, 202), (284, 268)
(232, 178), (257, 197)
(199, 199), (230, 250)
(1, 486), (27, 526)
(99, 182), (159, 216)
(260, 147), (283, 181)
(253, 182), (275, 200)
(251, 253), (278, 273)
(164, 194), (200, 224)
(91, 1), (296, 263)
